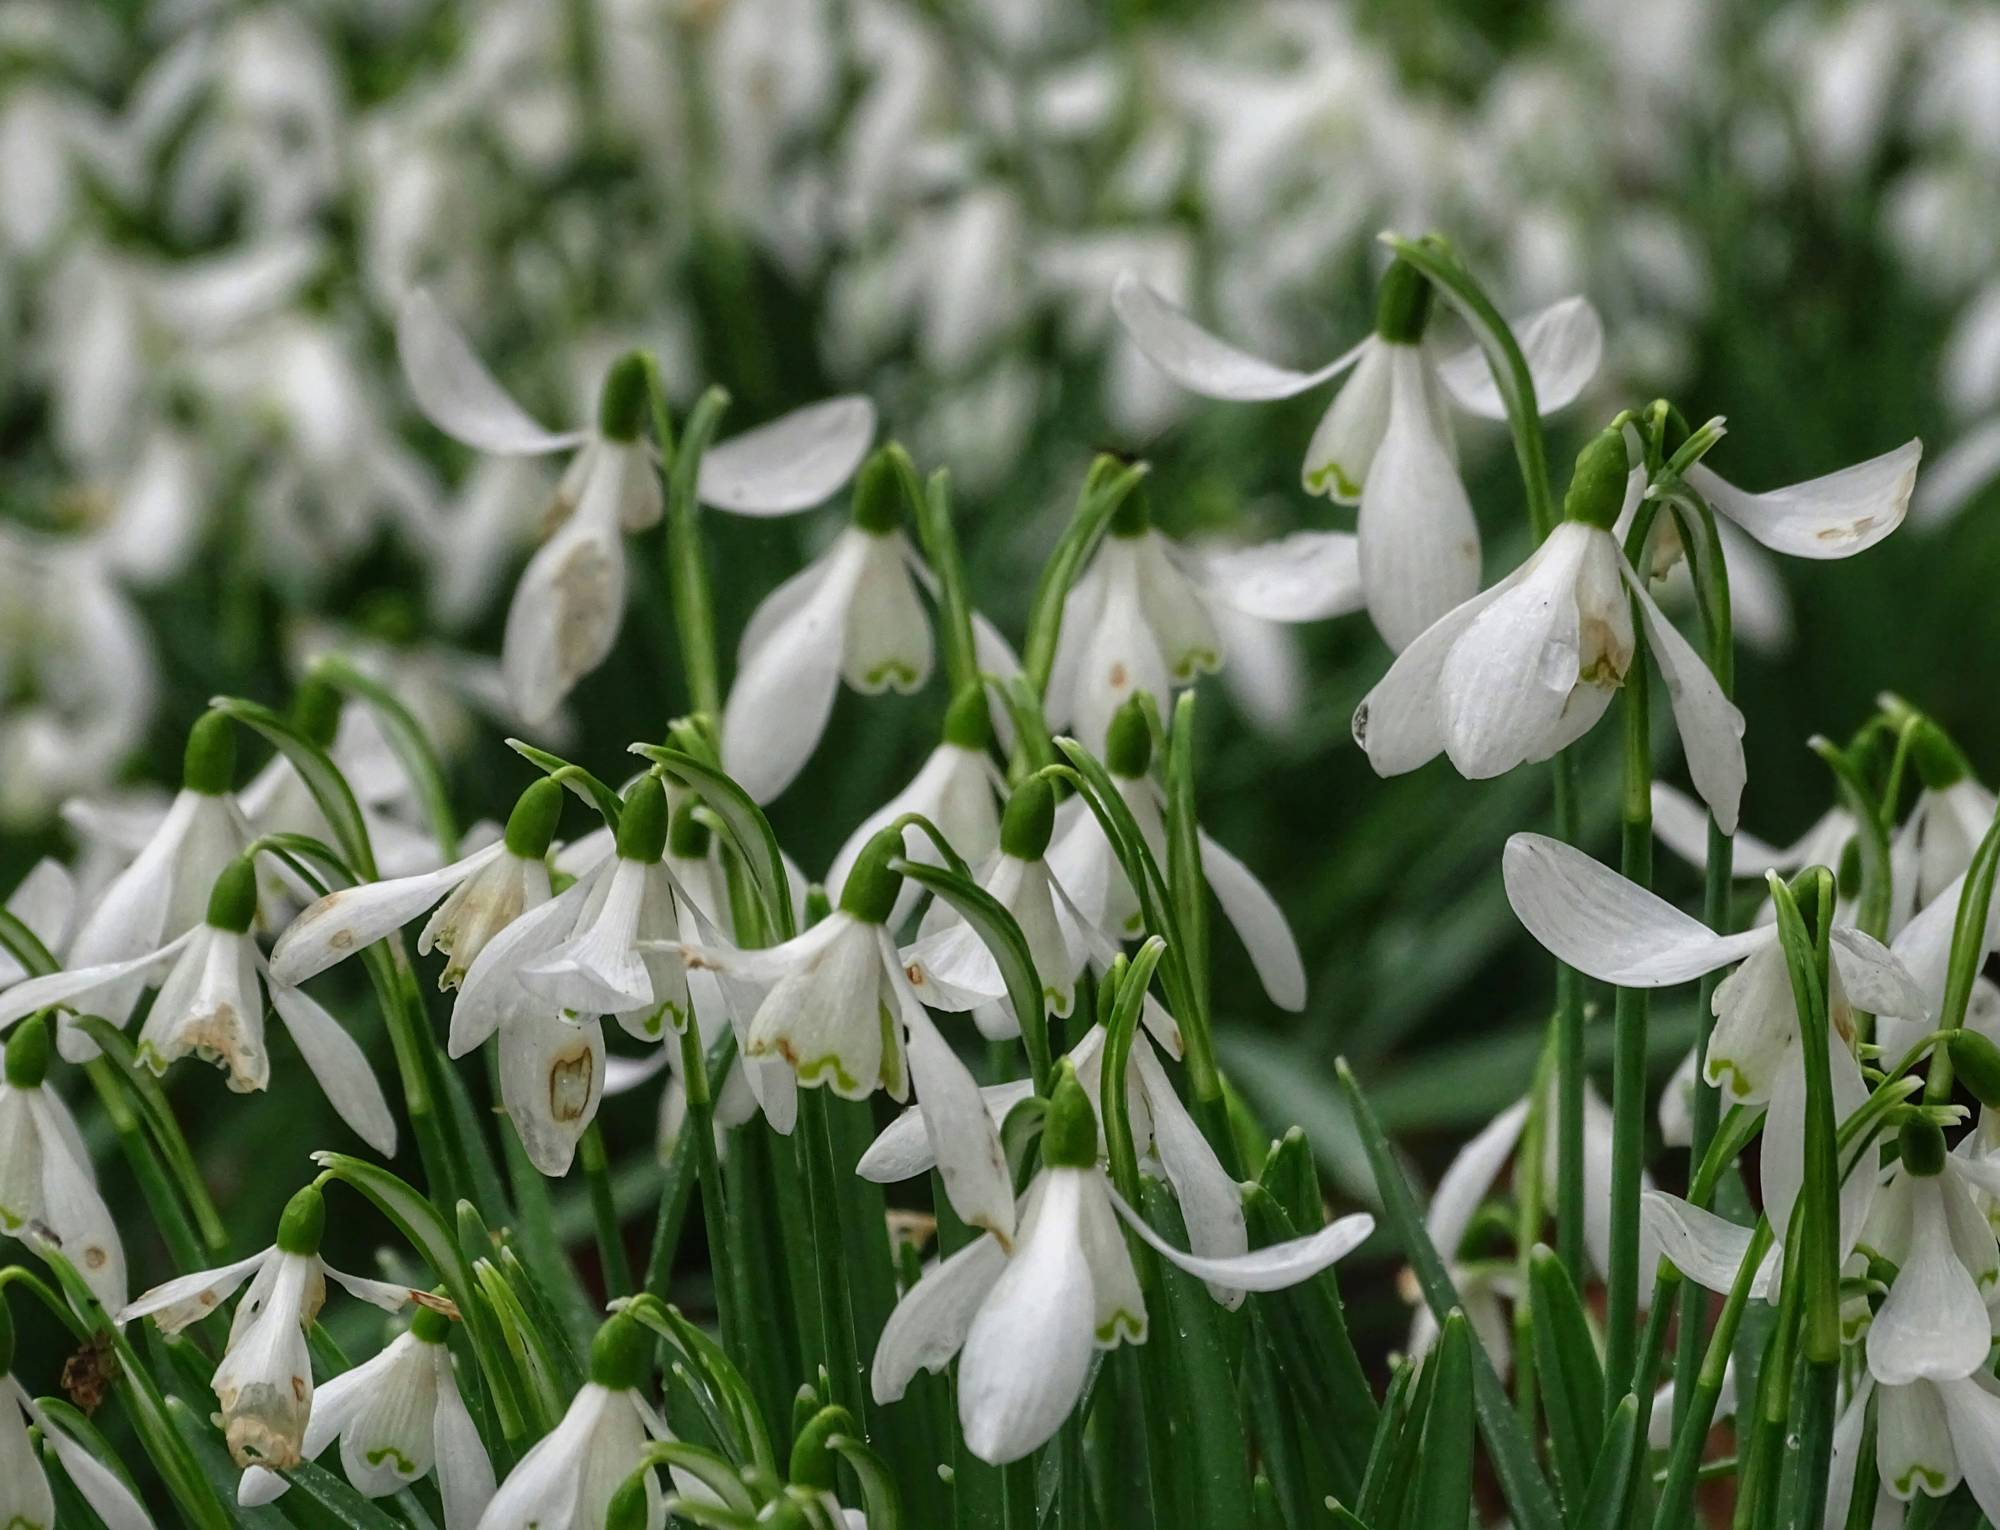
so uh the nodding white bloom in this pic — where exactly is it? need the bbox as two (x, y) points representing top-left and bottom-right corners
(238, 1304), (494, 1529)
(1830, 1371), (2000, 1526)
(1043, 494), (1364, 754)
(51, 711), (253, 1047)
(2, 1303), (153, 1530)
(397, 291), (877, 726)
(861, 1018), (1240, 1292)
(1113, 266), (1601, 651)
(1884, 869), (2000, 1063)
(1355, 430), (1747, 832)
(682, 831), (1015, 1240)
(0, 1019), (126, 1310)
(902, 777), (1112, 1039)
(1892, 748), (1996, 916)
(0, 857), (398, 1156)
(272, 777), (564, 993)
(1402, 1081), (1636, 1376)
(1046, 702), (1306, 1012)
(478, 1314), (674, 1530)
(871, 1067), (1373, 1464)
(120, 1186), (416, 1471)
(1649, 783), (1856, 884)
(824, 687), (1005, 921)
(0, 859), (74, 987)
(1856, 1133), (2000, 1387)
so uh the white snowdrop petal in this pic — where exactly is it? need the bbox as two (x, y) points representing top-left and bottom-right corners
(501, 455), (630, 726)
(499, 1012), (606, 1177)
(477, 1384), (610, 1530)
(1941, 1372), (2000, 1523)
(1915, 420), (2000, 528)
(1502, 833), (1768, 985)
(1639, 1191), (1774, 1298)
(302, 1350), (385, 1460)
(1435, 296), (1604, 420)
(1135, 1041), (1248, 1305)
(1350, 576), (1512, 776)
(1108, 1186), (1373, 1290)
(29, 1094), (126, 1310)
(871, 1234), (1009, 1403)
(1426, 1099), (1530, 1265)
(433, 1350), (497, 1530)
(1111, 272), (1364, 401)
(1829, 927), (1931, 1024)
(893, 950), (1014, 1243)
(858, 1081), (1033, 1184)
(1867, 1177), (1990, 1385)
(696, 397), (876, 514)
(1195, 532), (1365, 623)
(1688, 440), (1919, 559)
(272, 845), (503, 985)
(36, 1409), (155, 1530)
(268, 981), (399, 1156)
(396, 291), (583, 456)
(0, 928), (195, 1031)
(1621, 561), (1746, 835)
(119, 1247), (270, 1331)
(1196, 829), (1305, 1011)
(323, 1264), (420, 1313)
(1879, 1379), (1957, 1500)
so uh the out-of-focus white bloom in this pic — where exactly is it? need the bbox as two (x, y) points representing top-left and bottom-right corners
(1, 1355), (154, 1530)
(0, 1017), (125, 1309)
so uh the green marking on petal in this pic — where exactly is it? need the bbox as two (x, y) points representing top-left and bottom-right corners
(877, 1000), (905, 1098)
(864, 660), (921, 689)
(364, 1445), (418, 1473)
(795, 1053), (864, 1095)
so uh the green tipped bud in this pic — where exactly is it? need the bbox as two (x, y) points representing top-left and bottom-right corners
(597, 352), (650, 443)
(1108, 484), (1152, 538)
(850, 448), (904, 535)
(291, 676), (343, 750)
(183, 711), (237, 795)
(1000, 777), (1056, 861)
(614, 776), (669, 862)
(942, 684), (992, 751)
(1951, 1030), (2000, 1110)
(668, 800), (711, 860)
(1258, 1126), (1325, 1232)
(788, 1405), (855, 1491)
(1373, 258), (1434, 344)
(409, 1301), (453, 1345)
(4, 1016), (50, 1089)
(604, 1474), (651, 1530)
(589, 1313), (652, 1390)
(1041, 1062), (1099, 1169)
(0, 1295), (12, 1374)
(275, 1185), (326, 1255)
(206, 857), (260, 934)
(504, 778), (565, 859)
(1910, 719), (1974, 793)
(1900, 1117), (1948, 1177)
(1105, 699), (1153, 778)
(1562, 427), (1631, 531)
(839, 830), (904, 925)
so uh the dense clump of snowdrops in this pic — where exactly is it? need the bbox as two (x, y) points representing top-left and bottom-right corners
(3, 227), (1994, 1530)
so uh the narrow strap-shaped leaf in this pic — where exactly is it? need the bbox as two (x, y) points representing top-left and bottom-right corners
(162, 1394), (278, 1528)
(276, 1459), (412, 1530)
(632, 743), (796, 940)
(313, 654), (462, 860)
(622, 1293), (777, 1477)
(1529, 1243), (1605, 1518)
(1408, 1311), (1475, 1530)
(506, 738), (626, 829)
(1572, 1393), (1639, 1530)
(831, 1432), (904, 1530)
(1022, 455), (1150, 694)
(1360, 1340), (1436, 1529)
(1163, 690), (1213, 1058)
(1336, 1059), (1563, 1530)
(210, 694), (377, 878)
(635, 1440), (758, 1514)
(1354, 1359), (1414, 1521)
(475, 1258), (565, 1430)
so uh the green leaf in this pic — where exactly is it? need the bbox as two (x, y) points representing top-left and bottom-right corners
(1336, 1059), (1563, 1530)
(313, 655), (461, 859)
(1528, 1244), (1605, 1517)
(32, 1396), (145, 1500)
(1022, 456), (1150, 694)
(276, 1459), (411, 1530)
(831, 1433), (904, 1530)
(1353, 1359), (1413, 1524)
(1163, 690), (1210, 1020)
(209, 694), (377, 879)
(891, 856), (1051, 1094)
(622, 1294), (777, 1477)
(636, 1441), (758, 1514)
(1572, 1393), (1639, 1530)
(1409, 1311), (1475, 1530)
(908, 457), (978, 698)
(506, 738), (627, 829)
(631, 743), (797, 940)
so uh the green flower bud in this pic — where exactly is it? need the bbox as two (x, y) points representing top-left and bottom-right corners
(504, 777), (565, 859)
(1910, 719), (1974, 793)
(1951, 1030), (2000, 1110)
(1562, 427), (1631, 531)
(604, 1474), (651, 1530)
(850, 448), (904, 535)
(206, 857), (260, 934)
(1899, 1117), (1948, 1178)
(942, 684), (992, 751)
(999, 777), (1055, 861)
(589, 1312), (652, 1390)
(668, 800), (711, 860)
(1373, 259), (1434, 344)
(615, 776), (669, 863)
(789, 1405), (855, 1491)
(1041, 1062), (1099, 1169)
(275, 1185), (327, 1255)
(183, 711), (237, 796)
(1105, 699), (1153, 778)
(597, 352), (650, 443)
(4, 1016), (50, 1089)
(291, 677), (343, 751)
(839, 830), (904, 925)
(409, 1301), (454, 1346)
(1108, 484), (1152, 539)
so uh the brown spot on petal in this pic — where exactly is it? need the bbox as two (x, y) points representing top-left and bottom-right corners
(330, 930), (355, 950)
(1108, 662), (1128, 687)
(548, 1045), (595, 1124)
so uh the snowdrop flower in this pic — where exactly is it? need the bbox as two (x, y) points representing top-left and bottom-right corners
(1045, 491), (1364, 752)
(0, 1296), (153, 1530)
(399, 292), (877, 726)
(902, 777), (1110, 1038)
(1892, 734), (1995, 915)
(120, 1185), (416, 1471)
(52, 711), (253, 1044)
(824, 686), (1004, 918)
(1046, 701), (1306, 1011)
(0, 859), (73, 987)
(272, 778), (564, 992)
(1113, 264), (1601, 650)
(479, 1313), (675, 1530)
(0, 858), (398, 1155)
(681, 829), (1015, 1239)
(1883, 868), (2000, 1061)
(871, 1066), (1372, 1463)
(1649, 782), (1854, 883)
(1682, 439), (1920, 564)
(0, 1018), (124, 1309)
(238, 1303), (494, 1528)
(1355, 428), (1748, 832)
(1829, 1370), (2000, 1525)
